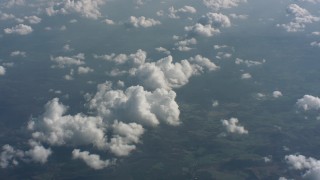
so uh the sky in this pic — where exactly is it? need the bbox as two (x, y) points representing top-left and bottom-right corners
(0, 0), (320, 179)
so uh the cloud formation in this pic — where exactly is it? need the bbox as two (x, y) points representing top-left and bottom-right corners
(185, 13), (230, 37)
(202, 0), (247, 10)
(72, 149), (113, 170)
(4, 24), (33, 35)
(297, 95), (320, 111)
(128, 16), (161, 28)
(221, 117), (248, 134)
(278, 4), (320, 32)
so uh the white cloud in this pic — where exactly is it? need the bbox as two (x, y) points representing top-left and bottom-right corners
(28, 98), (108, 149)
(133, 55), (218, 90)
(25, 140), (52, 164)
(0, 66), (6, 76)
(296, 95), (320, 111)
(10, 51), (26, 57)
(46, 0), (106, 19)
(278, 4), (320, 32)
(273, 91), (283, 98)
(104, 18), (115, 25)
(155, 47), (171, 55)
(186, 13), (230, 37)
(285, 154), (320, 179)
(203, 0), (247, 10)
(2, 0), (25, 8)
(0, 144), (24, 168)
(108, 120), (144, 156)
(128, 16), (161, 28)
(51, 53), (85, 68)
(221, 117), (248, 134)
(235, 58), (265, 67)
(94, 49), (146, 66)
(168, 6), (197, 19)
(174, 38), (197, 51)
(88, 82), (180, 126)
(24, 16), (41, 24)
(241, 73), (252, 79)
(229, 13), (248, 20)
(4, 24), (33, 35)
(72, 149), (113, 170)
(78, 66), (94, 74)
(0, 12), (15, 20)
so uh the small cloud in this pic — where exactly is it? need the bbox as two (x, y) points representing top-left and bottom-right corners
(221, 117), (248, 135)
(4, 24), (33, 35)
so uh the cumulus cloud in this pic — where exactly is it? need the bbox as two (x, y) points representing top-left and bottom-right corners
(0, 66), (6, 76)
(221, 117), (248, 134)
(2, 0), (25, 8)
(127, 16), (161, 28)
(278, 4), (320, 32)
(0, 12), (15, 20)
(10, 51), (26, 57)
(174, 38), (197, 51)
(273, 91), (283, 98)
(168, 5), (197, 19)
(108, 120), (144, 156)
(155, 47), (171, 55)
(78, 66), (94, 74)
(203, 0), (247, 10)
(241, 73), (252, 79)
(285, 154), (320, 179)
(0, 144), (24, 168)
(235, 58), (265, 67)
(296, 95), (320, 111)
(24, 16), (41, 24)
(72, 149), (113, 170)
(46, 0), (106, 19)
(94, 49), (147, 66)
(25, 140), (52, 164)
(185, 13), (230, 37)
(28, 98), (108, 149)
(88, 82), (180, 126)
(4, 24), (33, 35)
(51, 53), (85, 68)
(132, 55), (218, 90)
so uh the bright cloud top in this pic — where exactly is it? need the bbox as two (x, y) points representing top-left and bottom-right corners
(221, 117), (248, 134)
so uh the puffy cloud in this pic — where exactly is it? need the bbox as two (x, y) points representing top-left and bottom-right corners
(133, 55), (218, 90)
(25, 140), (52, 164)
(108, 120), (144, 156)
(241, 73), (252, 79)
(155, 47), (171, 55)
(168, 5), (197, 19)
(2, 0), (25, 8)
(0, 12), (15, 20)
(51, 53), (85, 68)
(221, 117), (248, 134)
(104, 18), (115, 25)
(285, 154), (320, 179)
(203, 0), (247, 10)
(88, 82), (180, 126)
(46, 0), (106, 19)
(174, 38), (197, 51)
(0, 66), (6, 76)
(10, 51), (26, 57)
(78, 66), (94, 74)
(4, 24), (33, 35)
(72, 149), (113, 170)
(0, 144), (24, 168)
(94, 49), (147, 66)
(28, 98), (108, 149)
(229, 13), (248, 19)
(185, 13), (230, 37)
(24, 16), (41, 24)
(278, 4), (320, 32)
(296, 95), (320, 111)
(273, 91), (283, 98)
(235, 58), (265, 67)
(128, 16), (161, 28)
